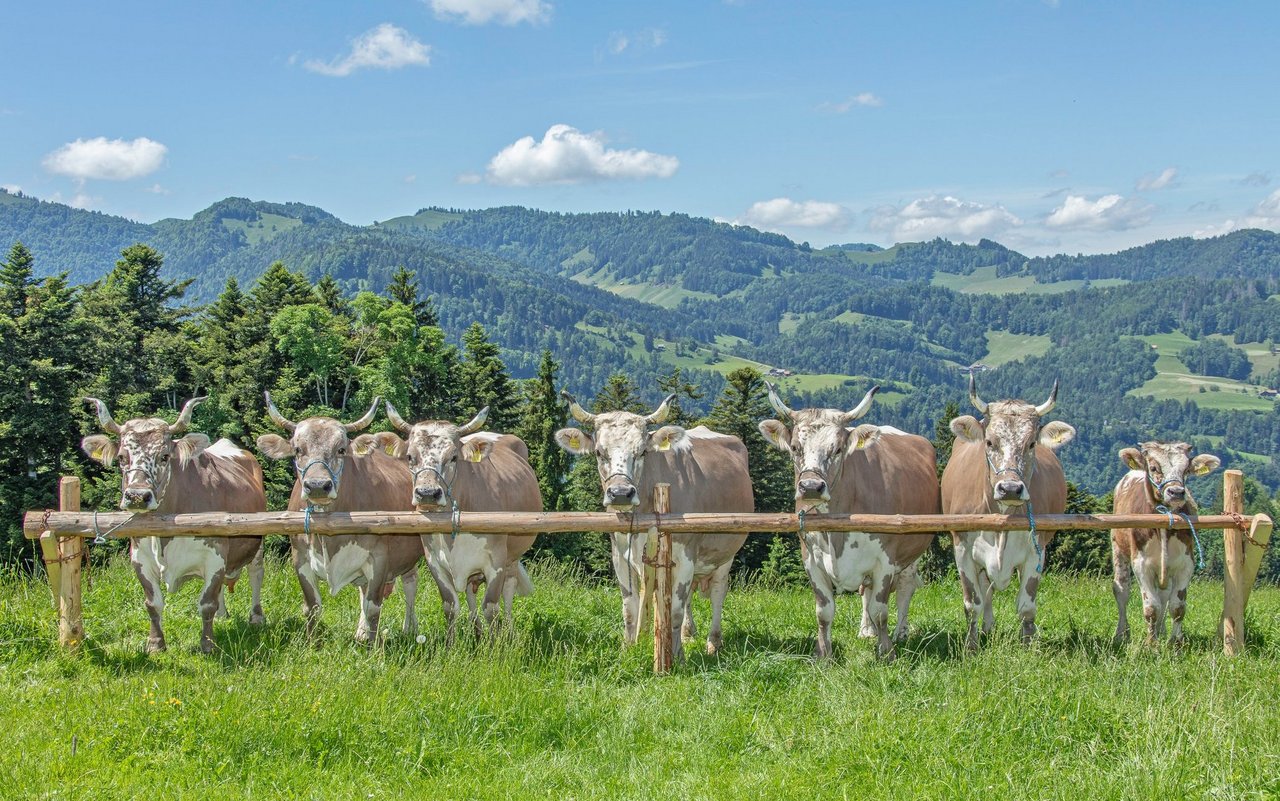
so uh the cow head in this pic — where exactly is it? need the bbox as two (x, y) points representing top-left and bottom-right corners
(949, 376), (1075, 506)
(1119, 441), (1219, 513)
(554, 391), (683, 510)
(80, 396), (210, 512)
(758, 382), (881, 511)
(256, 392), (379, 509)
(351, 402), (491, 511)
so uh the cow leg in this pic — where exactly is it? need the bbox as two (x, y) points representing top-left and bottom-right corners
(1139, 581), (1159, 646)
(216, 586), (230, 619)
(355, 582), (384, 645)
(131, 554), (167, 653)
(611, 532), (644, 646)
(1169, 585), (1188, 647)
(809, 569), (837, 659)
(1015, 564), (1041, 644)
(866, 567), (895, 661)
(197, 575), (224, 654)
(291, 538), (323, 638)
(422, 535), (460, 645)
(704, 562), (732, 656)
(480, 570), (505, 639)
(465, 576), (483, 639)
(893, 562), (920, 643)
(857, 583), (875, 638)
(1111, 544), (1132, 644)
(400, 568), (419, 637)
(978, 572), (996, 636)
(953, 535), (983, 652)
(248, 543), (266, 626)
(681, 576), (700, 642)
(668, 546), (696, 662)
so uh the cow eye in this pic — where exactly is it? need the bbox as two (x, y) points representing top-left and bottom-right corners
(159, 453), (171, 462)
(338, 447), (347, 456)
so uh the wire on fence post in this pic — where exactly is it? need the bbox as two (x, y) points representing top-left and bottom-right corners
(652, 483), (673, 674)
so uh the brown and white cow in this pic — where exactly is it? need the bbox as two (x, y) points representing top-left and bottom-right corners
(941, 377), (1075, 650)
(257, 393), (421, 643)
(1111, 441), (1220, 646)
(353, 403), (543, 642)
(80, 396), (267, 653)
(556, 393), (754, 660)
(759, 383), (939, 659)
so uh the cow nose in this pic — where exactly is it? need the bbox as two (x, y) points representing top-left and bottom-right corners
(122, 488), (153, 507)
(606, 484), (636, 502)
(1166, 486), (1187, 500)
(995, 479), (1025, 500)
(303, 478), (334, 495)
(798, 477), (827, 498)
(415, 486), (443, 503)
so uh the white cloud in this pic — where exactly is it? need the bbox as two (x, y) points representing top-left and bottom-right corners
(1, 184), (20, 194)
(738, 198), (851, 231)
(1135, 167), (1178, 191)
(606, 28), (666, 55)
(145, 183), (171, 195)
(429, 0), (551, 26)
(305, 24), (431, 77)
(43, 137), (167, 181)
(868, 195), (1022, 242)
(817, 92), (883, 113)
(1194, 189), (1280, 238)
(1044, 194), (1152, 231)
(482, 124), (678, 186)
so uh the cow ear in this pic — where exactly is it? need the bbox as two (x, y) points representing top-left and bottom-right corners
(950, 415), (983, 442)
(256, 433), (293, 460)
(758, 420), (791, 452)
(353, 432), (404, 457)
(848, 424), (881, 452)
(650, 425), (687, 452)
(461, 438), (494, 463)
(81, 435), (118, 466)
(1039, 421), (1076, 450)
(175, 433), (211, 465)
(1190, 454), (1221, 476)
(1118, 447), (1142, 470)
(555, 427), (593, 455)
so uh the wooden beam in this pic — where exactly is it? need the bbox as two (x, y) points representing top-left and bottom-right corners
(1241, 513), (1273, 612)
(652, 484), (673, 674)
(56, 477), (83, 650)
(24, 510), (1263, 540)
(1222, 470), (1245, 656)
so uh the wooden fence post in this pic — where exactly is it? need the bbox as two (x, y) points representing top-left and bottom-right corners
(1221, 470), (1245, 656)
(651, 483), (673, 674)
(56, 477), (84, 649)
(38, 531), (62, 612)
(1241, 514), (1273, 612)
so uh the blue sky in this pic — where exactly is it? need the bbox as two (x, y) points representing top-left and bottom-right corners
(3, 0), (1278, 256)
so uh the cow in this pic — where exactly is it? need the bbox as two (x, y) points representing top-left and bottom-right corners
(353, 402), (543, 642)
(256, 393), (421, 644)
(941, 377), (1075, 650)
(80, 396), (267, 654)
(758, 383), (939, 660)
(1111, 441), (1220, 646)
(555, 392), (754, 660)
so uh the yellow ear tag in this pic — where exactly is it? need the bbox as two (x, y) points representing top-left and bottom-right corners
(569, 435), (581, 450)
(91, 446), (106, 460)
(656, 435), (672, 452)
(469, 450), (484, 463)
(1194, 463), (1212, 476)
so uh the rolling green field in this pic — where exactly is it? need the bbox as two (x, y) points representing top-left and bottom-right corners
(932, 266), (1129, 295)
(1126, 333), (1277, 411)
(981, 330), (1053, 367)
(2, 557), (1277, 800)
(220, 212), (303, 246)
(570, 269), (717, 308)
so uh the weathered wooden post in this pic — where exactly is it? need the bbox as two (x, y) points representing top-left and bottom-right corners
(1221, 470), (1245, 656)
(651, 483), (673, 674)
(55, 476), (84, 649)
(1241, 513), (1273, 611)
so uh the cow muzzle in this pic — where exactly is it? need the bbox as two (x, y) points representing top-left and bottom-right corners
(994, 479), (1026, 503)
(121, 488), (156, 511)
(1161, 484), (1188, 510)
(797, 476), (828, 501)
(414, 485), (446, 510)
(604, 483), (638, 509)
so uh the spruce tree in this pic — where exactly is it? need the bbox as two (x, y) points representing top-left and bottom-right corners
(387, 266), (439, 327)
(655, 366), (703, 426)
(516, 349), (570, 511)
(458, 322), (519, 430)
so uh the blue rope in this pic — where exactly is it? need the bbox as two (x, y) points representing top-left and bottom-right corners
(1156, 504), (1204, 570)
(1025, 497), (1043, 574)
(304, 503), (313, 537)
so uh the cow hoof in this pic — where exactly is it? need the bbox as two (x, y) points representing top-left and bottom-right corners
(892, 627), (909, 644)
(249, 612), (266, 627)
(200, 640), (215, 655)
(705, 640), (720, 657)
(879, 648), (897, 663)
(145, 638), (166, 654)
(858, 627), (876, 639)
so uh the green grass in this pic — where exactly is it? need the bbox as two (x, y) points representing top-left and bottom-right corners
(932, 266), (1129, 295)
(1206, 333), (1280, 381)
(1125, 333), (1278, 411)
(2, 557), (1277, 799)
(220, 212), (303, 245)
(376, 208), (464, 232)
(982, 330), (1053, 367)
(570, 269), (717, 308)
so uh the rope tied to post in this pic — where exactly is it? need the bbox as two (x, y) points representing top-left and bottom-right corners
(92, 509), (135, 545)
(1156, 504), (1205, 570)
(1025, 498), (1043, 574)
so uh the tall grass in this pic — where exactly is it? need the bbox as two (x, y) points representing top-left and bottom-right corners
(1, 556), (1277, 800)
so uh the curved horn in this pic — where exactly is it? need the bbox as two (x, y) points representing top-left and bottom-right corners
(1034, 379), (1059, 417)
(343, 396), (381, 433)
(645, 393), (676, 425)
(83, 397), (121, 434)
(263, 391), (296, 433)
(458, 406), (489, 436)
(968, 374), (988, 416)
(765, 381), (794, 421)
(169, 396), (207, 434)
(385, 401), (413, 433)
(563, 391), (597, 426)
(844, 385), (880, 422)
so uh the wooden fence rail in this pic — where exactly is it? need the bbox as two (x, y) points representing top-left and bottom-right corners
(21, 470), (1274, 661)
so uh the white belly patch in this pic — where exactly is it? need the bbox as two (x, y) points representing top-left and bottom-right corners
(807, 531), (889, 593)
(312, 541), (374, 596)
(138, 537), (226, 594)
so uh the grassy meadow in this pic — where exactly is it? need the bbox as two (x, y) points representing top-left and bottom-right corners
(2, 554), (1278, 800)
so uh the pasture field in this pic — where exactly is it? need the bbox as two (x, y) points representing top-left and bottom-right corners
(1126, 333), (1277, 412)
(2, 555), (1278, 800)
(931, 266), (1129, 295)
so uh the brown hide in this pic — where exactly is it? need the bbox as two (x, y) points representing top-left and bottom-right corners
(1110, 472), (1195, 563)
(446, 433), (543, 570)
(831, 432), (939, 567)
(153, 443), (266, 575)
(942, 438), (1068, 537)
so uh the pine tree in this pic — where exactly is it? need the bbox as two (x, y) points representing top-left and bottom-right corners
(516, 350), (570, 511)
(655, 366), (703, 426)
(314, 273), (349, 317)
(387, 266), (439, 327)
(590, 372), (647, 414)
(458, 322), (520, 430)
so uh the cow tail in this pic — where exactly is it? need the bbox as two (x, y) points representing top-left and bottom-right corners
(513, 561), (534, 596)
(1159, 529), (1169, 590)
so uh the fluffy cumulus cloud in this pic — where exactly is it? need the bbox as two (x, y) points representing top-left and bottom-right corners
(1194, 189), (1280, 238)
(868, 195), (1021, 242)
(1044, 194), (1152, 231)
(817, 93), (883, 113)
(482, 124), (678, 186)
(305, 24), (431, 77)
(429, 0), (551, 26)
(738, 198), (851, 231)
(43, 137), (167, 181)
(1135, 167), (1178, 191)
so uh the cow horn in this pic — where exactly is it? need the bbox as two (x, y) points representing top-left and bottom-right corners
(765, 382), (794, 421)
(344, 396), (381, 433)
(1034, 379), (1059, 417)
(263, 391), (296, 433)
(646, 394), (676, 425)
(170, 396), (207, 434)
(845, 385), (880, 422)
(459, 406), (489, 436)
(385, 401), (412, 433)
(563, 391), (597, 426)
(83, 397), (121, 434)
(968, 374), (988, 415)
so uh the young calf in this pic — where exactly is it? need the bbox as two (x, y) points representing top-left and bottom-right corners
(1111, 441), (1220, 646)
